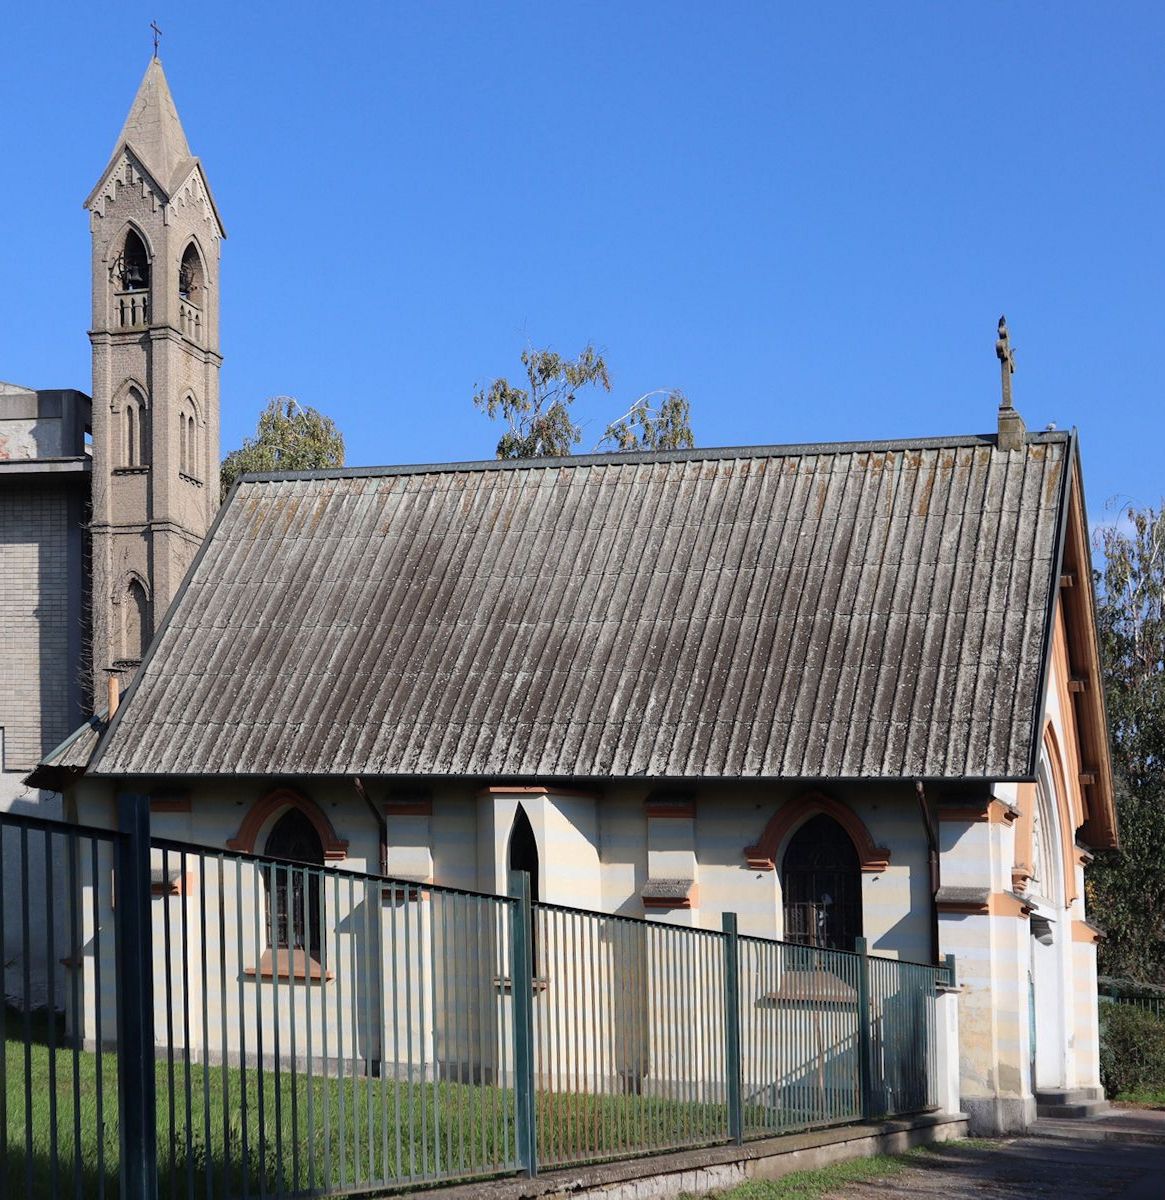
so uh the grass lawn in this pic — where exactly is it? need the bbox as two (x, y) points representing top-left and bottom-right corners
(1115, 1089), (1165, 1107)
(5, 1012), (922, 1198)
(4, 1029), (733, 1198)
(679, 1140), (996, 1199)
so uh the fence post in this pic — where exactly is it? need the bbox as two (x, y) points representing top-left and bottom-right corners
(855, 936), (878, 1122)
(721, 912), (744, 1144)
(115, 792), (158, 1200)
(944, 952), (958, 990)
(509, 869), (538, 1177)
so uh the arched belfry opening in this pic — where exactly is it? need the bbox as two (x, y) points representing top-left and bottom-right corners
(114, 229), (151, 329)
(264, 807), (325, 959)
(119, 228), (150, 291)
(178, 242), (204, 300)
(178, 243), (205, 342)
(781, 814), (862, 952)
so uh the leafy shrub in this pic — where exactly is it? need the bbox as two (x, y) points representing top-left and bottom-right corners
(1099, 1002), (1165, 1097)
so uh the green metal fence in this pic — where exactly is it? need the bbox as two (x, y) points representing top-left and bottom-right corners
(1, 803), (953, 1198)
(530, 902), (731, 1168)
(147, 839), (522, 1198)
(1099, 993), (1165, 1019)
(737, 936), (862, 1136)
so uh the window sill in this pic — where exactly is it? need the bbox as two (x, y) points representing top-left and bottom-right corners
(179, 472), (204, 487)
(493, 976), (550, 995)
(112, 466), (150, 476)
(244, 948), (332, 982)
(381, 881), (431, 903)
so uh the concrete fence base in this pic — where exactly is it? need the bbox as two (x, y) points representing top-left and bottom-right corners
(429, 1111), (969, 1200)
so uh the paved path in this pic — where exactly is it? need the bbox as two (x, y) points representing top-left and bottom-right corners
(828, 1125), (1165, 1199)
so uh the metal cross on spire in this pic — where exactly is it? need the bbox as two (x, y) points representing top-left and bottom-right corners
(150, 20), (162, 59)
(995, 314), (1016, 410)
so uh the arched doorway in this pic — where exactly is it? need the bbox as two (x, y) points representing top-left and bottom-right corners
(781, 814), (862, 952)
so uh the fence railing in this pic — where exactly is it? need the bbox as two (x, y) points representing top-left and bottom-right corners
(1, 801), (953, 1198)
(1099, 993), (1165, 1019)
(1, 810), (125, 1200)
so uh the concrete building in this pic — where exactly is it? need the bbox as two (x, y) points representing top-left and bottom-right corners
(0, 384), (91, 1006)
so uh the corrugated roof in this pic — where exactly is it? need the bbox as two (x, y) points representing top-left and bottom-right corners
(24, 712), (106, 791)
(90, 433), (1071, 781)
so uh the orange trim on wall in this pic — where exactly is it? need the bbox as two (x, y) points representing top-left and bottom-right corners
(243, 947), (333, 981)
(227, 788), (349, 861)
(1050, 611), (1087, 833)
(644, 798), (696, 819)
(151, 871), (194, 897)
(743, 791), (890, 873)
(1012, 781), (1036, 891)
(936, 892), (1033, 918)
(1057, 462), (1117, 848)
(642, 884), (700, 910)
(1072, 920), (1102, 944)
(384, 801), (432, 817)
(477, 785), (601, 801)
(937, 797), (1018, 825)
(1044, 723), (1081, 905)
(150, 794), (191, 813)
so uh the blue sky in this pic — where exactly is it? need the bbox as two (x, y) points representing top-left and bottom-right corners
(2, 3), (1162, 523)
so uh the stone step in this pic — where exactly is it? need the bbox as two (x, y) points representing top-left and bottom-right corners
(1036, 1100), (1109, 1119)
(1035, 1087), (1105, 1106)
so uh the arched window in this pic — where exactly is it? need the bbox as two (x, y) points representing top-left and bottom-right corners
(123, 579), (149, 662)
(123, 387), (149, 467)
(508, 806), (540, 971)
(1031, 762), (1064, 907)
(264, 808), (325, 958)
(781, 814), (862, 952)
(120, 229), (150, 292)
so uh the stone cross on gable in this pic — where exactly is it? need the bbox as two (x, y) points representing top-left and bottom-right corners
(996, 315), (1016, 411)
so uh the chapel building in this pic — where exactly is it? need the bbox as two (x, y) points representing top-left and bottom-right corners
(41, 409), (1117, 1135)
(15, 55), (1119, 1142)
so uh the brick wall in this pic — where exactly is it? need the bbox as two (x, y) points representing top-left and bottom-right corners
(0, 481), (86, 770)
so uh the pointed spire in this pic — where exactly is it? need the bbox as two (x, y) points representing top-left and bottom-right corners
(112, 58), (195, 192)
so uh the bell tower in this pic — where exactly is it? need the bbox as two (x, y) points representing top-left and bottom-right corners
(84, 56), (225, 699)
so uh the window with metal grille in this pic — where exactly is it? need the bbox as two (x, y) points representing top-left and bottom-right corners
(781, 813), (862, 952)
(264, 808), (324, 960)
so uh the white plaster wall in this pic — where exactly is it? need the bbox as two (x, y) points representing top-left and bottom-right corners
(1, 776), (68, 1011)
(64, 776), (941, 1100)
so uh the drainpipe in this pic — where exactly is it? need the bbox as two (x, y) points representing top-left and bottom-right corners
(916, 780), (941, 965)
(353, 776), (388, 877)
(353, 775), (389, 1077)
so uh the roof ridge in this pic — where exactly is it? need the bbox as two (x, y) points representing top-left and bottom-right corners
(234, 430), (1071, 487)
